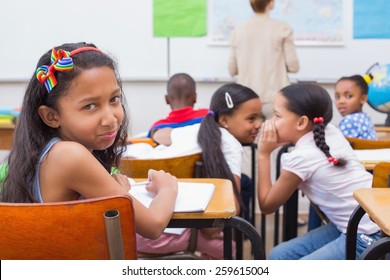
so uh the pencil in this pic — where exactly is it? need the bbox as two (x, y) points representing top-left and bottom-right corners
(131, 180), (151, 186)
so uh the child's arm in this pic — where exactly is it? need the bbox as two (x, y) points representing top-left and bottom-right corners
(108, 170), (178, 239)
(40, 141), (178, 239)
(257, 120), (302, 214)
(131, 169), (178, 239)
(151, 127), (173, 146)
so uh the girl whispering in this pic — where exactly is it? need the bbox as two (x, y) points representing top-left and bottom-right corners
(257, 83), (380, 259)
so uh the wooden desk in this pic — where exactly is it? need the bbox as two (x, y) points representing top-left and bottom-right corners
(354, 149), (390, 171)
(136, 178), (265, 260)
(0, 124), (14, 150)
(346, 188), (390, 260)
(375, 126), (390, 141)
(170, 178), (236, 220)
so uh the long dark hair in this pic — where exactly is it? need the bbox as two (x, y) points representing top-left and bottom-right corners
(280, 83), (345, 166)
(1, 42), (129, 202)
(198, 83), (259, 205)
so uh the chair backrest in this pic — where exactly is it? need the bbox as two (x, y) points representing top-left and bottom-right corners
(120, 153), (203, 178)
(0, 195), (137, 260)
(372, 162), (390, 188)
(346, 137), (390, 149)
(0, 124), (14, 150)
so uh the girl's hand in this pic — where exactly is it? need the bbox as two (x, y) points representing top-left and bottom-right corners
(145, 169), (178, 196)
(258, 120), (279, 155)
(111, 173), (131, 192)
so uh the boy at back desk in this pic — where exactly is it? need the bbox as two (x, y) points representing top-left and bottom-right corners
(147, 73), (209, 140)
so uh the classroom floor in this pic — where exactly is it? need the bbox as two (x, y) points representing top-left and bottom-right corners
(243, 213), (308, 260)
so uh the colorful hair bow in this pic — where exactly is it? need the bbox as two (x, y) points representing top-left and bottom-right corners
(36, 48), (73, 92)
(36, 46), (103, 92)
(313, 117), (324, 124)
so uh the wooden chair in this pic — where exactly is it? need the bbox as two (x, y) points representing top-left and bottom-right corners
(346, 137), (390, 149)
(0, 195), (137, 260)
(120, 153), (203, 178)
(0, 124), (14, 150)
(120, 153), (203, 260)
(372, 162), (390, 188)
(375, 126), (390, 141)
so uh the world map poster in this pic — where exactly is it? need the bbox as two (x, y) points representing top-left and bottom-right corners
(208, 0), (344, 46)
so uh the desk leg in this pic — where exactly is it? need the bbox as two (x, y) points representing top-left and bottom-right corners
(261, 214), (266, 246)
(223, 227), (233, 260)
(346, 205), (366, 260)
(235, 230), (243, 260)
(283, 190), (298, 241)
(251, 143), (256, 227)
(274, 209), (280, 246)
(360, 236), (390, 260)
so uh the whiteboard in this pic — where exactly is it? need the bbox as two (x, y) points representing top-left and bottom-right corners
(170, 0), (390, 82)
(2, 0), (390, 83)
(0, 0), (167, 81)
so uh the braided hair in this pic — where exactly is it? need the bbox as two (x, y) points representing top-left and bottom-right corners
(280, 83), (346, 166)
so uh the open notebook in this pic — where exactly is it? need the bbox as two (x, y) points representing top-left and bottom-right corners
(128, 179), (215, 213)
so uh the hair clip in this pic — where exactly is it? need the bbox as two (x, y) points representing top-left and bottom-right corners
(328, 157), (339, 165)
(313, 117), (324, 124)
(363, 74), (373, 85)
(225, 92), (234, 109)
(208, 110), (215, 116)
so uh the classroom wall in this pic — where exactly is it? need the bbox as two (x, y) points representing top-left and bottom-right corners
(1, 0), (390, 82)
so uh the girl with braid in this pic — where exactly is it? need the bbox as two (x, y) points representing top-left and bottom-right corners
(257, 83), (380, 259)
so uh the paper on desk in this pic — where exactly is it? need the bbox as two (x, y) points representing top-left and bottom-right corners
(354, 149), (390, 162)
(128, 179), (215, 235)
(128, 179), (215, 213)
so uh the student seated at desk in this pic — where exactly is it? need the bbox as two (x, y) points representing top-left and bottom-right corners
(0, 42), (178, 240)
(307, 75), (380, 232)
(335, 75), (377, 140)
(136, 83), (262, 259)
(257, 83), (380, 260)
(147, 73), (209, 138)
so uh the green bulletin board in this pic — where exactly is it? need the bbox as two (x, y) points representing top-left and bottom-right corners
(153, 0), (207, 37)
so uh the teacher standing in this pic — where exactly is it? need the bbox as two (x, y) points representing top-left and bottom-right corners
(228, 0), (299, 119)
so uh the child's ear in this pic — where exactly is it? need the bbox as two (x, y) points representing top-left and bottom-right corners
(218, 115), (229, 129)
(38, 105), (60, 128)
(165, 94), (170, 105)
(192, 93), (197, 104)
(360, 94), (368, 105)
(297, 115), (309, 131)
